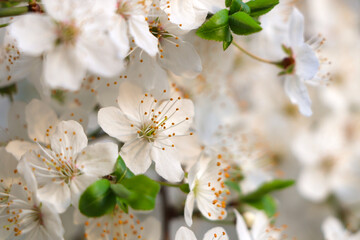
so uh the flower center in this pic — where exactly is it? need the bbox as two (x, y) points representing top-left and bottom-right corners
(55, 22), (79, 45)
(320, 156), (336, 173)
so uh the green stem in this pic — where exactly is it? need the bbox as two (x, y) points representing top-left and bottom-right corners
(0, 6), (28, 17)
(0, 22), (9, 28)
(232, 41), (279, 65)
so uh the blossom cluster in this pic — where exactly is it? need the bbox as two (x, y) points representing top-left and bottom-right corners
(0, 0), (359, 239)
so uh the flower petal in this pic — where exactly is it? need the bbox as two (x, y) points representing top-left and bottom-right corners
(41, 202), (65, 240)
(284, 75), (312, 116)
(298, 167), (330, 202)
(37, 181), (71, 213)
(98, 106), (138, 142)
(184, 191), (195, 227)
(6, 140), (37, 160)
(10, 14), (56, 56)
(109, 16), (130, 58)
(295, 44), (319, 80)
(175, 226), (197, 240)
(151, 144), (184, 182)
(322, 217), (347, 240)
(76, 142), (118, 177)
(289, 8), (304, 47)
(25, 99), (58, 144)
(128, 15), (159, 57)
(203, 227), (228, 240)
(234, 209), (252, 240)
(50, 120), (88, 157)
(158, 38), (202, 78)
(44, 45), (86, 91)
(120, 138), (152, 174)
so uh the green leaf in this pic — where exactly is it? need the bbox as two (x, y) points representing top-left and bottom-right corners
(225, 180), (241, 193)
(121, 175), (160, 211)
(79, 179), (116, 217)
(229, 12), (262, 35)
(247, 195), (277, 217)
(229, 0), (250, 15)
(111, 183), (132, 198)
(241, 179), (295, 201)
(112, 155), (134, 183)
(116, 197), (129, 214)
(225, 0), (232, 7)
(179, 183), (190, 194)
(196, 9), (231, 42)
(246, 0), (279, 17)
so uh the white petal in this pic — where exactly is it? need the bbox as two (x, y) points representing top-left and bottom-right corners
(188, 161), (201, 190)
(203, 227), (228, 240)
(175, 226), (197, 240)
(297, 167), (330, 202)
(10, 14), (55, 56)
(98, 106), (138, 142)
(195, 0), (226, 13)
(76, 142), (118, 177)
(70, 174), (98, 209)
(295, 44), (320, 80)
(151, 144), (184, 182)
(234, 209), (252, 240)
(159, 38), (202, 78)
(18, 152), (38, 192)
(7, 101), (28, 141)
(25, 99), (58, 144)
(322, 217), (347, 240)
(161, 0), (207, 31)
(77, 32), (124, 77)
(50, 120), (88, 157)
(42, 0), (73, 22)
(289, 8), (304, 47)
(37, 182), (71, 213)
(251, 211), (269, 239)
(120, 139), (152, 174)
(123, 49), (169, 100)
(128, 15), (158, 57)
(41, 202), (65, 240)
(116, 81), (147, 122)
(6, 140), (37, 160)
(109, 17), (130, 58)
(284, 75), (312, 116)
(44, 45), (86, 91)
(184, 191), (195, 227)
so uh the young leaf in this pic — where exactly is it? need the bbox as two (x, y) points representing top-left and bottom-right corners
(229, 12), (262, 35)
(79, 179), (116, 217)
(110, 183), (132, 199)
(121, 175), (161, 211)
(246, 0), (279, 17)
(241, 179), (295, 201)
(246, 195), (277, 217)
(229, 0), (250, 15)
(112, 155), (134, 183)
(225, 0), (232, 7)
(225, 180), (241, 193)
(116, 197), (129, 214)
(196, 9), (231, 42)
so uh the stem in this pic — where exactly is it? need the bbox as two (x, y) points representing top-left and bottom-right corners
(0, 22), (9, 28)
(232, 41), (279, 65)
(0, 6), (28, 17)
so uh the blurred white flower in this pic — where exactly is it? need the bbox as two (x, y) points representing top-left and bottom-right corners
(175, 226), (228, 240)
(18, 120), (118, 213)
(106, 0), (159, 58)
(84, 208), (161, 240)
(98, 81), (194, 182)
(234, 209), (282, 240)
(281, 8), (320, 116)
(185, 157), (229, 226)
(322, 216), (360, 240)
(10, 0), (124, 91)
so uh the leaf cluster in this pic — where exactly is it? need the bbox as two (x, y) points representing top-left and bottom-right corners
(196, 0), (279, 50)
